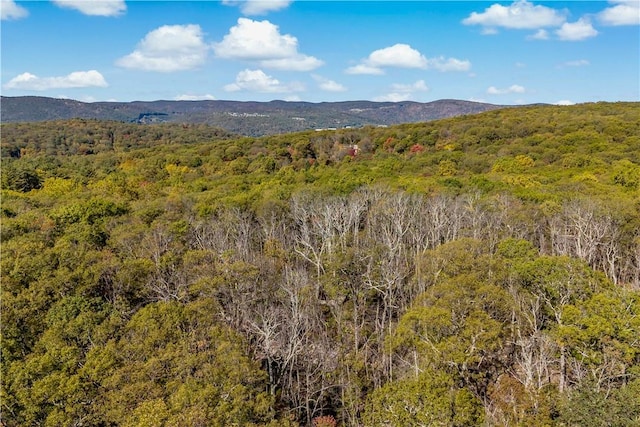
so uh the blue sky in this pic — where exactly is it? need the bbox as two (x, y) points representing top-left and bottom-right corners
(1, 0), (638, 104)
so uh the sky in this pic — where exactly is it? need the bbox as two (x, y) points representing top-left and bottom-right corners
(1, 0), (639, 105)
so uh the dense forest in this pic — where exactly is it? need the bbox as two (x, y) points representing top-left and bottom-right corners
(1, 102), (639, 426)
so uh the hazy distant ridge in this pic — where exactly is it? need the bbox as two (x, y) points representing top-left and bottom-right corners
(0, 96), (503, 136)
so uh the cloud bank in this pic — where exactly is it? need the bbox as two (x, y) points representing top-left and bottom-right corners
(375, 79), (429, 102)
(464, 0), (604, 41)
(174, 94), (216, 101)
(462, 0), (566, 30)
(4, 70), (108, 90)
(224, 69), (304, 93)
(346, 44), (469, 75)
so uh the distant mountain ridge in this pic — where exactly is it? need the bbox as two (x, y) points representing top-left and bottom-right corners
(1, 96), (505, 136)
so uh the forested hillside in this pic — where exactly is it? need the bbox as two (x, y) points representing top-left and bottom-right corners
(0, 96), (502, 136)
(2, 102), (640, 426)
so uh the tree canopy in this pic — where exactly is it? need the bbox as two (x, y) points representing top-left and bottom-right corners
(2, 102), (639, 426)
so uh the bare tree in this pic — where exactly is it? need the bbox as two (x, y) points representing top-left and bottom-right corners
(549, 199), (623, 284)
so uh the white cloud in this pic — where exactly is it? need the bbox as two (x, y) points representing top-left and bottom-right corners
(214, 18), (296, 59)
(555, 18), (598, 41)
(598, 0), (640, 26)
(116, 24), (208, 72)
(51, 0), (126, 16)
(555, 100), (575, 105)
(312, 75), (347, 92)
(345, 64), (385, 75)
(174, 94), (216, 101)
(462, 0), (566, 29)
(213, 18), (322, 71)
(347, 44), (469, 74)
(464, 1), (604, 41)
(375, 79), (429, 102)
(528, 29), (549, 40)
(368, 44), (428, 69)
(79, 95), (97, 102)
(561, 59), (590, 67)
(487, 84), (525, 95)
(260, 55), (324, 71)
(222, 0), (293, 16)
(374, 92), (414, 102)
(4, 70), (108, 90)
(57, 95), (118, 103)
(391, 80), (429, 92)
(426, 56), (471, 72)
(481, 27), (499, 35)
(1, 0), (28, 20)
(224, 69), (303, 93)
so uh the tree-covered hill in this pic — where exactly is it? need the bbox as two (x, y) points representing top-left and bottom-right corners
(2, 102), (639, 426)
(0, 96), (504, 136)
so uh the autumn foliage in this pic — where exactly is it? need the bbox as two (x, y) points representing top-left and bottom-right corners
(2, 102), (639, 426)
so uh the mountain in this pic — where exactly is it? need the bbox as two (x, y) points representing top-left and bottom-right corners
(0, 96), (505, 136)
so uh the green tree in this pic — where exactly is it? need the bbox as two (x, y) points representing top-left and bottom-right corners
(1, 163), (42, 192)
(363, 368), (483, 426)
(101, 300), (275, 426)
